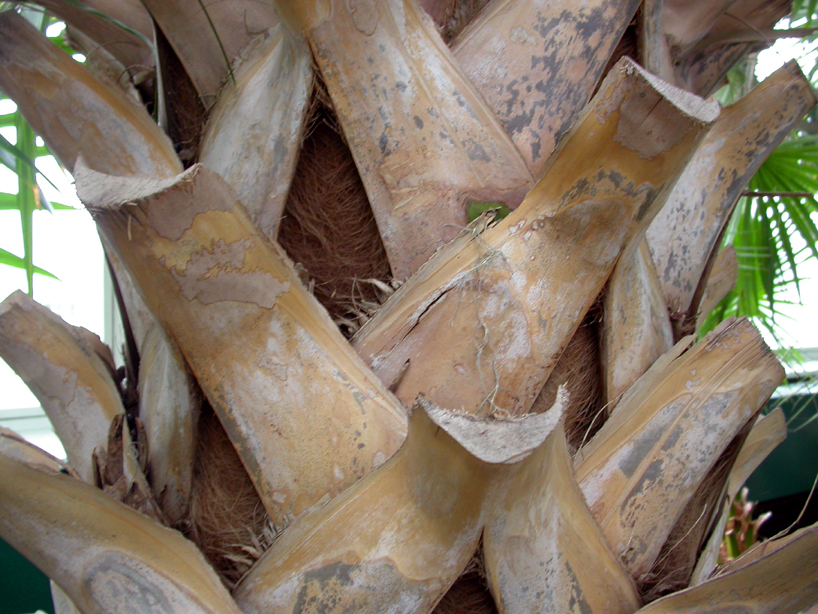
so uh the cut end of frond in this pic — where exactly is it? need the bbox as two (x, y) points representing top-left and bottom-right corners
(420, 388), (567, 464)
(616, 57), (721, 125)
(75, 156), (195, 210)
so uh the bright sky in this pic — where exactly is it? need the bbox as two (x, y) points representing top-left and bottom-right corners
(754, 32), (818, 356)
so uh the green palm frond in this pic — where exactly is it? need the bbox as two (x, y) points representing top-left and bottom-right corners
(702, 132), (818, 345)
(0, 4), (71, 293)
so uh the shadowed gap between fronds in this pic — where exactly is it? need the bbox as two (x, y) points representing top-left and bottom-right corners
(183, 404), (274, 590)
(277, 82), (392, 337)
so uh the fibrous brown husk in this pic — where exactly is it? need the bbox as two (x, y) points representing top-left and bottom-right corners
(531, 305), (604, 454)
(277, 88), (392, 335)
(433, 550), (497, 614)
(183, 405), (273, 590)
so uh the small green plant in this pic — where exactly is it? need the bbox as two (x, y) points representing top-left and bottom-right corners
(719, 487), (772, 563)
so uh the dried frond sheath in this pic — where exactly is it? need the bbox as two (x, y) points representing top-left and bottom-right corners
(690, 408), (787, 585)
(233, 398), (563, 614)
(354, 58), (718, 418)
(575, 318), (784, 580)
(138, 324), (201, 525)
(0, 427), (78, 477)
(78, 163), (407, 529)
(602, 239), (674, 409)
(96, 413), (166, 523)
(0, 453), (242, 614)
(696, 246), (738, 332)
(0, 292), (123, 484)
(638, 0), (675, 81)
(638, 424), (749, 601)
(451, 0), (641, 175)
(636, 524), (818, 613)
(648, 62), (815, 324)
(140, 0), (279, 102)
(278, 0), (534, 278)
(674, 0), (792, 95)
(233, 402), (495, 614)
(0, 11), (181, 178)
(32, 0), (154, 82)
(50, 581), (81, 614)
(200, 24), (313, 240)
(484, 421), (641, 614)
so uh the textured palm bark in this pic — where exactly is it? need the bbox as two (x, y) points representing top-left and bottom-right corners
(690, 407), (787, 585)
(353, 58), (718, 418)
(233, 397), (564, 613)
(105, 245), (202, 526)
(637, 525), (818, 613)
(233, 401), (502, 614)
(696, 246), (738, 332)
(451, 0), (641, 176)
(0, 453), (241, 614)
(0, 292), (123, 484)
(30, 0), (153, 81)
(79, 163), (407, 528)
(647, 62), (816, 326)
(638, 0), (674, 81)
(277, 0), (534, 278)
(575, 318), (784, 580)
(660, 0), (738, 58)
(674, 0), (792, 95)
(484, 422), (641, 614)
(601, 239), (674, 408)
(0, 427), (78, 476)
(199, 24), (314, 241)
(137, 324), (201, 525)
(0, 11), (182, 179)
(140, 0), (279, 102)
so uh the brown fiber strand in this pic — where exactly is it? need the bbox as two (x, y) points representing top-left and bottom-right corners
(531, 305), (605, 454)
(638, 422), (753, 602)
(433, 550), (498, 614)
(277, 90), (392, 335)
(182, 404), (273, 590)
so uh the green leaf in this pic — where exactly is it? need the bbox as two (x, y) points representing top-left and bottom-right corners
(0, 131), (62, 195)
(0, 247), (58, 279)
(466, 201), (511, 223)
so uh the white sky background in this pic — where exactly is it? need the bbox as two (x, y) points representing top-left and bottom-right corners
(754, 28), (818, 355)
(0, 26), (817, 453)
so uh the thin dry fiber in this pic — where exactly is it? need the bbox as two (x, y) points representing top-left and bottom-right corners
(183, 406), (274, 590)
(277, 91), (392, 334)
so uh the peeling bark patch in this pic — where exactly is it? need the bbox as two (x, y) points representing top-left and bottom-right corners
(169, 239), (290, 307)
(142, 169), (235, 242)
(291, 560), (429, 613)
(85, 553), (175, 614)
(461, 0), (637, 168)
(348, 0), (379, 35)
(564, 559), (593, 614)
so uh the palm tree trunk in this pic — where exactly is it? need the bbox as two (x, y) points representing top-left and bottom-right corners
(0, 1), (816, 613)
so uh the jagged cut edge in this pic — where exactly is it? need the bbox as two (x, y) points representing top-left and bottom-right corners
(75, 155), (198, 209)
(419, 387), (567, 464)
(619, 57), (721, 124)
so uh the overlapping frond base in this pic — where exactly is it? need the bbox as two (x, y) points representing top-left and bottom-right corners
(0, 1), (816, 613)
